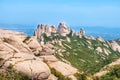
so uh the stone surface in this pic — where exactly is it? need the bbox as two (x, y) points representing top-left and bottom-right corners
(0, 29), (26, 41)
(24, 36), (42, 54)
(58, 22), (70, 36)
(48, 74), (58, 80)
(110, 41), (120, 52)
(96, 47), (103, 53)
(39, 55), (58, 62)
(97, 36), (104, 42)
(0, 29), (51, 79)
(40, 44), (54, 55)
(49, 61), (77, 76)
(1, 52), (51, 80)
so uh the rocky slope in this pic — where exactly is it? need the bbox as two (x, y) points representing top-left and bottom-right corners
(0, 29), (78, 80)
(0, 22), (120, 80)
(34, 22), (120, 79)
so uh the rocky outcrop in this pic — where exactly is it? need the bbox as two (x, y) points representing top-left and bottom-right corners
(49, 61), (77, 76)
(34, 22), (70, 39)
(97, 36), (104, 42)
(40, 55), (78, 79)
(34, 24), (57, 40)
(58, 22), (70, 36)
(34, 24), (51, 38)
(0, 52), (51, 80)
(23, 36), (42, 55)
(79, 28), (85, 38)
(0, 29), (51, 79)
(51, 25), (57, 33)
(110, 41), (120, 52)
(34, 22), (87, 44)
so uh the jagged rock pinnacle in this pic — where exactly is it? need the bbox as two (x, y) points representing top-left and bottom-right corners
(58, 22), (70, 36)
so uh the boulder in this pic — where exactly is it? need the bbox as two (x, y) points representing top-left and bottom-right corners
(24, 36), (42, 54)
(49, 61), (77, 76)
(1, 53), (51, 80)
(39, 55), (58, 62)
(0, 29), (26, 41)
(2, 36), (32, 53)
(96, 47), (103, 53)
(40, 45), (54, 55)
(48, 74), (58, 80)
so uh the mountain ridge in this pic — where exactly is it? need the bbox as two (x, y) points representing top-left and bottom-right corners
(0, 22), (120, 80)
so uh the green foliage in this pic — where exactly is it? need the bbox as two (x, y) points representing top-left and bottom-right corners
(94, 65), (120, 80)
(0, 63), (29, 80)
(42, 33), (52, 43)
(74, 73), (87, 80)
(51, 68), (71, 80)
(0, 70), (29, 80)
(23, 36), (30, 43)
(54, 35), (120, 75)
(3, 38), (9, 43)
(101, 65), (120, 80)
(0, 58), (4, 62)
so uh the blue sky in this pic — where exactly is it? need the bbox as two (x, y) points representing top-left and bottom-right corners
(0, 0), (120, 27)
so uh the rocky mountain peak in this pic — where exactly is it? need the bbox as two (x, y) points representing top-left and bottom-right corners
(80, 28), (85, 36)
(34, 24), (57, 40)
(58, 22), (70, 36)
(78, 28), (85, 38)
(51, 25), (57, 33)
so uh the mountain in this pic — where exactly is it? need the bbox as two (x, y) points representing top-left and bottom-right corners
(0, 22), (120, 80)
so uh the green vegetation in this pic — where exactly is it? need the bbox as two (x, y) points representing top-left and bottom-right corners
(51, 68), (71, 80)
(0, 62), (29, 80)
(43, 33), (66, 43)
(23, 36), (30, 43)
(0, 70), (29, 80)
(3, 38), (10, 43)
(74, 73), (87, 80)
(41, 32), (120, 79)
(94, 65), (120, 80)
(50, 34), (120, 74)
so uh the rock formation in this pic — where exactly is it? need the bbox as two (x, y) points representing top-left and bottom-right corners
(0, 29), (79, 80)
(79, 28), (85, 38)
(110, 41), (120, 52)
(51, 25), (57, 33)
(97, 36), (104, 42)
(58, 22), (70, 36)
(1, 22), (120, 80)
(0, 29), (51, 80)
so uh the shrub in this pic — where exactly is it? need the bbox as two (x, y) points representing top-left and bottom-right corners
(51, 68), (71, 80)
(3, 38), (9, 43)
(74, 73), (87, 80)
(23, 36), (31, 43)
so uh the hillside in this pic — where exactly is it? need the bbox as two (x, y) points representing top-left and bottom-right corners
(34, 22), (120, 79)
(0, 22), (120, 80)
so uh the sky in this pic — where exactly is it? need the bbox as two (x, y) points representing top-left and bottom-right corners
(0, 0), (120, 27)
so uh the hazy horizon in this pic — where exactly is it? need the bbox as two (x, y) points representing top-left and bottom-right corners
(0, 0), (120, 27)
